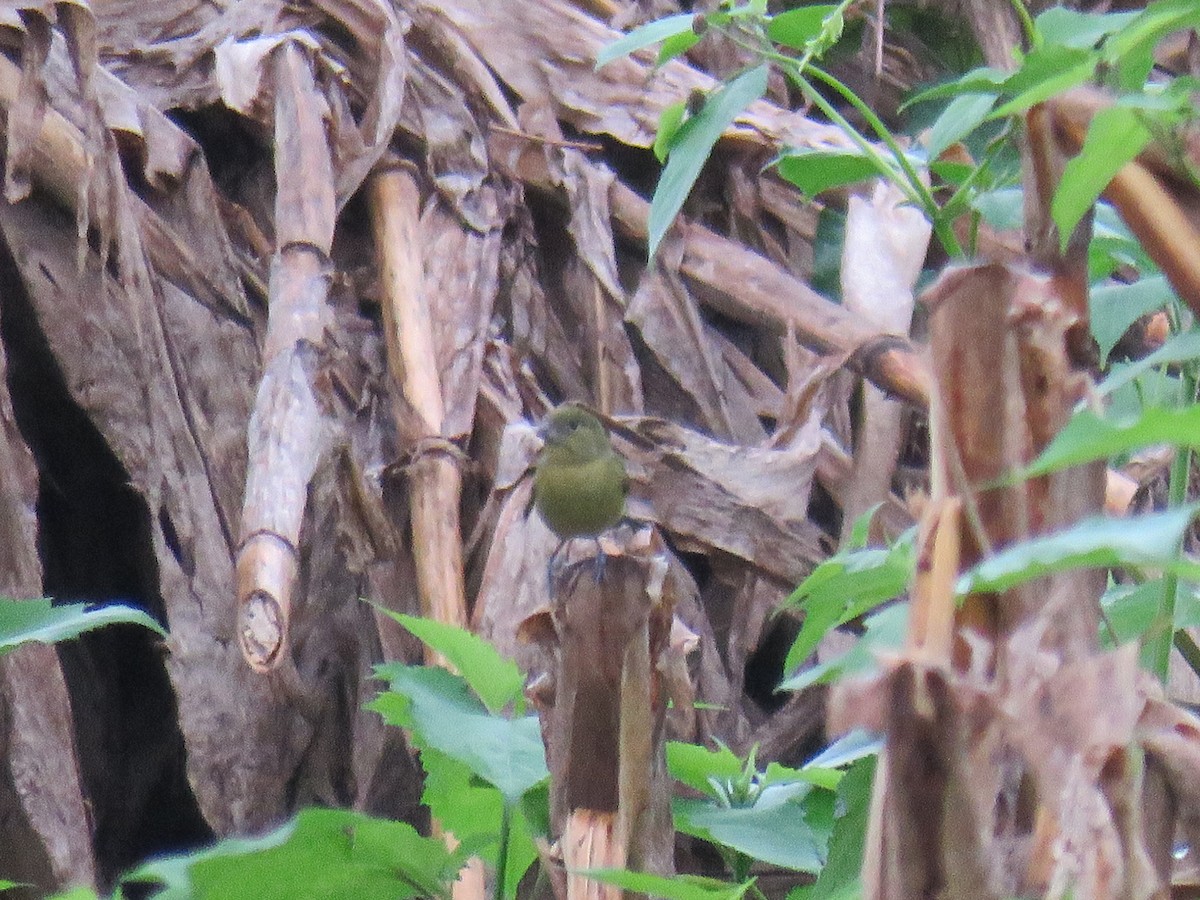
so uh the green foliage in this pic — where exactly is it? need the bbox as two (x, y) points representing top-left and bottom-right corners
(0, 598), (164, 654)
(666, 744), (843, 874)
(958, 506), (1200, 596)
(788, 757), (875, 900)
(646, 64), (768, 257)
(121, 808), (458, 900)
(580, 869), (755, 900)
(369, 636), (548, 899)
(376, 609), (527, 714)
(779, 507), (915, 675)
(1024, 406), (1200, 478)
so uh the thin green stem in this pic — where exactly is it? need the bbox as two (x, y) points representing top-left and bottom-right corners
(495, 801), (513, 900)
(1008, 0), (1038, 49)
(1174, 628), (1200, 681)
(803, 66), (940, 216)
(1149, 367), (1198, 683)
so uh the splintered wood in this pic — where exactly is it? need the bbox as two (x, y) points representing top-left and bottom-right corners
(520, 527), (676, 897)
(828, 258), (1190, 900)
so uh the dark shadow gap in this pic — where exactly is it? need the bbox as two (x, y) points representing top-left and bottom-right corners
(0, 233), (213, 889)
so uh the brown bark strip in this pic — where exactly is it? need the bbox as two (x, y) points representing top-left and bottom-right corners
(367, 165), (470, 638)
(236, 42), (338, 671)
(0, 53), (252, 324)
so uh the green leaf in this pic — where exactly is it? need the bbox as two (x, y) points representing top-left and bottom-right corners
(805, 730), (881, 769)
(595, 14), (697, 68)
(766, 5), (837, 51)
(674, 785), (826, 872)
(379, 612), (525, 714)
(1105, 0), (1200, 89)
(407, 745), (539, 899)
(658, 29), (701, 65)
(1053, 105), (1152, 250)
(924, 93), (997, 160)
(580, 869), (752, 900)
(903, 67), (1006, 110)
(1097, 326), (1199, 396)
(789, 757), (874, 900)
(1024, 406), (1200, 478)
(649, 65), (768, 258)
(124, 808), (456, 900)
(44, 890), (95, 900)
(774, 149), (882, 199)
(1090, 275), (1176, 364)
(970, 187), (1024, 231)
(782, 529), (915, 673)
(957, 506), (1200, 597)
(1101, 578), (1163, 647)
(655, 100), (688, 163)
(667, 741), (745, 795)
(0, 598), (165, 655)
(370, 665), (548, 802)
(990, 44), (1098, 119)
(1034, 8), (1138, 50)
(778, 603), (908, 693)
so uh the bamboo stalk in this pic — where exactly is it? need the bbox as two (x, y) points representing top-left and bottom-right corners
(236, 42), (337, 672)
(368, 163), (478, 900)
(366, 163), (469, 639)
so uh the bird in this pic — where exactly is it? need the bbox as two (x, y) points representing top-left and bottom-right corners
(533, 403), (628, 585)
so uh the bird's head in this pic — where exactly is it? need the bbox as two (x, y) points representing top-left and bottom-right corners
(538, 403), (612, 464)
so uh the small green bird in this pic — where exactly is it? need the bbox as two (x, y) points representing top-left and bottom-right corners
(533, 404), (628, 578)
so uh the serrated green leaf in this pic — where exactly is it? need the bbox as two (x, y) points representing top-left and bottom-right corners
(778, 603), (908, 693)
(370, 665), (548, 802)
(1090, 275), (1176, 364)
(774, 149), (882, 199)
(124, 809), (455, 900)
(674, 786), (826, 872)
(1053, 105), (1152, 251)
(378, 611), (525, 714)
(1024, 406), (1200, 478)
(924, 93), (997, 160)
(649, 65), (768, 258)
(957, 506), (1200, 597)
(581, 869), (752, 900)
(788, 757), (874, 900)
(595, 14), (697, 68)
(0, 598), (165, 655)
(1098, 325), (1198, 395)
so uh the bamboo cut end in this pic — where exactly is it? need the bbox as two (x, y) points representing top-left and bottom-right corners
(235, 532), (298, 672)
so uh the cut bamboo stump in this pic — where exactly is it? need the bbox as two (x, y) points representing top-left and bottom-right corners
(522, 526), (676, 899)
